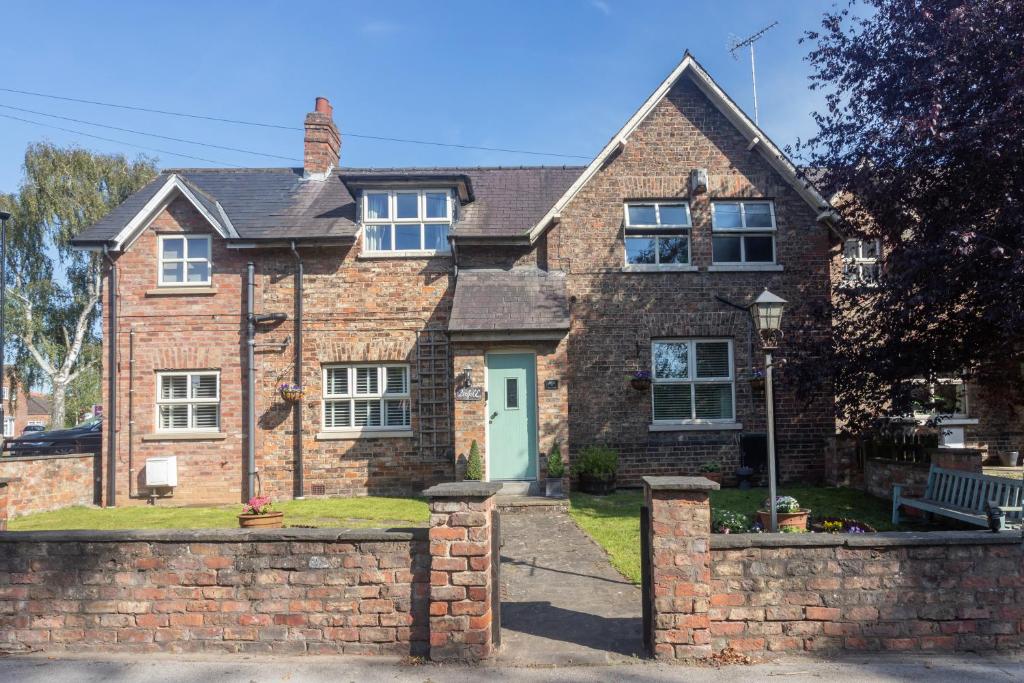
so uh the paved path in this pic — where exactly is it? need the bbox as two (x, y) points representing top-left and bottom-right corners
(496, 509), (644, 665)
(3, 652), (1024, 682)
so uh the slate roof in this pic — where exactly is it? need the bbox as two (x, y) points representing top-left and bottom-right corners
(448, 268), (570, 333)
(73, 165), (584, 248)
(27, 393), (50, 416)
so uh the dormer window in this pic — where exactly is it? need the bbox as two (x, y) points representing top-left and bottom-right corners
(362, 190), (452, 255)
(159, 235), (211, 286)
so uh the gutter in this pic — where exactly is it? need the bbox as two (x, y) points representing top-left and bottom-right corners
(290, 242), (304, 499)
(102, 246), (117, 507)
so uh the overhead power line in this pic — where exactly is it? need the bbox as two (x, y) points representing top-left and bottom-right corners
(0, 103), (301, 162)
(0, 86), (592, 160)
(0, 112), (240, 166)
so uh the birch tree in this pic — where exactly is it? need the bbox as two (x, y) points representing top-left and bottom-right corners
(0, 143), (156, 426)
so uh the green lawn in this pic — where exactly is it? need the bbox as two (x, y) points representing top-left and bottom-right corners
(570, 486), (905, 585)
(8, 497), (429, 531)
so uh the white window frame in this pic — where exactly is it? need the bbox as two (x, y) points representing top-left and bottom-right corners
(321, 364), (412, 434)
(651, 339), (736, 425)
(710, 200), (777, 264)
(158, 234), (212, 286)
(623, 201), (692, 268)
(361, 189), (453, 256)
(842, 238), (882, 285)
(910, 377), (969, 420)
(155, 370), (220, 432)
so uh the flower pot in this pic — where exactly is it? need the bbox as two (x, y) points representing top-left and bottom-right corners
(999, 451), (1020, 467)
(545, 477), (565, 498)
(578, 472), (616, 495)
(735, 468), (754, 490)
(700, 471), (723, 485)
(280, 388), (304, 403)
(238, 511), (284, 528)
(629, 377), (651, 392)
(756, 509), (810, 532)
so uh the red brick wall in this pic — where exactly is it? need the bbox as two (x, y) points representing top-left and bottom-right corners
(0, 454), (97, 518)
(557, 77), (835, 484)
(2, 384), (50, 437)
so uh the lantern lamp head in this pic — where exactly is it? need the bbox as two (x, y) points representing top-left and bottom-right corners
(750, 289), (787, 349)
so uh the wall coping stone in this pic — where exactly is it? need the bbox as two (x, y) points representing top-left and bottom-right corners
(422, 481), (503, 498)
(0, 452), (95, 464)
(0, 527), (428, 543)
(643, 475), (721, 491)
(712, 529), (1022, 549)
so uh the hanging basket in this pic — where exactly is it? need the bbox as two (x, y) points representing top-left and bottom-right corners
(749, 377), (766, 391)
(279, 385), (305, 403)
(629, 377), (651, 392)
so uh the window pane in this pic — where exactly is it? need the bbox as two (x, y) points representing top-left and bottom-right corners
(625, 237), (657, 264)
(653, 342), (689, 379)
(160, 375), (188, 400)
(744, 236), (775, 262)
(658, 236), (689, 264)
(424, 224), (449, 252)
(712, 236), (742, 262)
(385, 399), (410, 427)
(844, 239), (860, 260)
(712, 203), (742, 228)
(505, 378), (519, 409)
(187, 262), (210, 282)
(326, 368), (348, 396)
(653, 385), (692, 421)
(355, 367), (378, 395)
(743, 202), (773, 228)
(354, 400), (382, 427)
(191, 374), (217, 399)
(193, 404), (219, 429)
(425, 192), (448, 219)
(934, 383), (965, 415)
(162, 263), (184, 283)
(365, 224), (391, 251)
(695, 342), (730, 378)
(694, 384), (733, 420)
(159, 404), (188, 430)
(385, 367), (408, 395)
(395, 224), (421, 250)
(396, 193), (419, 219)
(862, 239), (880, 259)
(366, 193), (389, 220)
(627, 205), (657, 226)
(161, 238), (185, 260)
(659, 204), (689, 226)
(325, 400), (351, 428)
(186, 237), (209, 260)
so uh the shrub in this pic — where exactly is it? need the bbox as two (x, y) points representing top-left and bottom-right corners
(711, 508), (749, 534)
(571, 445), (618, 478)
(699, 460), (721, 473)
(761, 495), (801, 513)
(465, 440), (483, 481)
(546, 443), (565, 478)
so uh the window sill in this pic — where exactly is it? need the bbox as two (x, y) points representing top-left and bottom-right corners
(358, 251), (450, 260)
(649, 422), (744, 432)
(316, 429), (413, 441)
(142, 431), (226, 441)
(622, 264), (699, 273)
(146, 286), (217, 297)
(916, 417), (979, 426)
(707, 264), (784, 272)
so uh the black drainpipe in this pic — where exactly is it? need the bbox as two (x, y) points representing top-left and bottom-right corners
(246, 262), (257, 500)
(290, 241), (304, 499)
(103, 246), (117, 507)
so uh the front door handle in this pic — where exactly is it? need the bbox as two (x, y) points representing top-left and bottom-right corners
(489, 412), (498, 423)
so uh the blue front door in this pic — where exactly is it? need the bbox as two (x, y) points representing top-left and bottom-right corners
(486, 353), (538, 481)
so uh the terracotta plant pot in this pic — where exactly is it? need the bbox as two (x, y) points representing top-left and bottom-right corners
(630, 378), (651, 392)
(280, 388), (305, 403)
(756, 509), (810, 532)
(701, 471), (723, 485)
(238, 511), (284, 528)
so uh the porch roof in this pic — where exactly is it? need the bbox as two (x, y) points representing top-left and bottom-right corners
(448, 268), (570, 337)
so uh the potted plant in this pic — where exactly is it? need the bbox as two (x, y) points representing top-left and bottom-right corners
(698, 460), (724, 485)
(573, 445), (618, 495)
(748, 368), (766, 392)
(545, 443), (566, 498)
(756, 495), (810, 532)
(279, 382), (304, 403)
(629, 370), (651, 392)
(735, 466), (754, 490)
(464, 440), (483, 481)
(238, 495), (284, 528)
(712, 509), (750, 534)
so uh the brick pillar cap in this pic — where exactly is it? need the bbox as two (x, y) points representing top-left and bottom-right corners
(643, 476), (720, 491)
(423, 481), (503, 498)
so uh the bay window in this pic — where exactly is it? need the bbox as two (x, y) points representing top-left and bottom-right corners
(711, 201), (776, 264)
(323, 364), (411, 432)
(651, 340), (735, 423)
(362, 190), (452, 254)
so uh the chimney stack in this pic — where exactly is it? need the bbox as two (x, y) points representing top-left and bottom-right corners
(303, 96), (341, 179)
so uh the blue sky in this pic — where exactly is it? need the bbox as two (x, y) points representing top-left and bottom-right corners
(0, 1), (832, 192)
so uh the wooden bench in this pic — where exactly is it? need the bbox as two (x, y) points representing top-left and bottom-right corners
(892, 465), (1023, 530)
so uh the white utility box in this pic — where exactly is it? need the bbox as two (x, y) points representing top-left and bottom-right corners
(145, 456), (178, 487)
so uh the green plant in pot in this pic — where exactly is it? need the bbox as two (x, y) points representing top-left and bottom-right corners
(545, 443), (566, 498)
(464, 440), (483, 481)
(756, 495), (810, 532)
(572, 445), (618, 495)
(698, 460), (724, 485)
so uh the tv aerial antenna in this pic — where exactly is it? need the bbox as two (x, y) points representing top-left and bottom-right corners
(728, 21), (778, 125)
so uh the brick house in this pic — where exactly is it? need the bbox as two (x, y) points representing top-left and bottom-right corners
(72, 53), (840, 505)
(1, 380), (50, 440)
